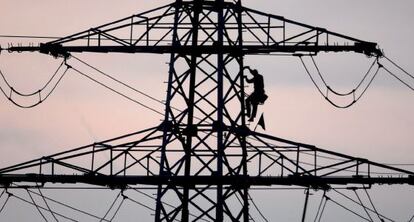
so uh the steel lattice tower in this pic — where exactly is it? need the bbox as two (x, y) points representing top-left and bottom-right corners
(1, 0), (413, 221)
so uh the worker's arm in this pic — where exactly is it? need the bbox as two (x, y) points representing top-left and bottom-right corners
(244, 76), (254, 83)
(244, 66), (254, 83)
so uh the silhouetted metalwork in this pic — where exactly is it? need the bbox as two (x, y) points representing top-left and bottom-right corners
(1, 0), (412, 222)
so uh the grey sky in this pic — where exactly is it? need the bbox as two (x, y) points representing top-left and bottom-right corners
(0, 1), (413, 221)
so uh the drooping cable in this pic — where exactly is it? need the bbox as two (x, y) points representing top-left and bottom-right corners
(363, 187), (385, 222)
(0, 192), (11, 214)
(71, 55), (182, 113)
(26, 188), (49, 222)
(20, 186), (109, 222)
(409, 213), (414, 222)
(383, 55), (414, 80)
(326, 195), (371, 222)
(248, 193), (269, 222)
(299, 55), (381, 108)
(381, 65), (414, 91)
(68, 55), (211, 122)
(67, 64), (165, 116)
(317, 195), (328, 222)
(100, 191), (121, 222)
(333, 189), (394, 222)
(37, 187), (59, 222)
(121, 193), (154, 212)
(0, 34), (62, 40)
(129, 187), (210, 222)
(8, 191), (78, 222)
(235, 193), (256, 222)
(311, 56), (377, 97)
(353, 189), (374, 222)
(66, 57), (207, 123)
(0, 60), (69, 108)
(108, 195), (125, 222)
(313, 191), (326, 222)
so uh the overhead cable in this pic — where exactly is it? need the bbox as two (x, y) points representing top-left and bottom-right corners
(353, 190), (374, 222)
(0, 192), (10, 214)
(383, 55), (414, 80)
(332, 189), (394, 222)
(129, 187), (210, 222)
(381, 66), (414, 91)
(108, 195), (125, 222)
(8, 191), (78, 222)
(235, 193), (256, 222)
(37, 187), (59, 222)
(20, 186), (110, 222)
(313, 191), (326, 222)
(299, 56), (381, 108)
(0, 60), (69, 108)
(100, 191), (122, 222)
(26, 188), (49, 222)
(409, 213), (414, 222)
(363, 187), (385, 222)
(248, 193), (269, 222)
(326, 195), (371, 221)
(71, 55), (178, 111)
(67, 64), (165, 116)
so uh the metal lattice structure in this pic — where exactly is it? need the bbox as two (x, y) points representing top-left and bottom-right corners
(1, 0), (413, 221)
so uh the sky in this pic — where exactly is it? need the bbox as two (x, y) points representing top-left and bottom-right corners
(0, 0), (413, 221)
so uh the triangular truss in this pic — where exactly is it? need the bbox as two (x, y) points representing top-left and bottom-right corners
(1, 125), (412, 189)
(8, 1), (381, 57)
(1, 0), (410, 221)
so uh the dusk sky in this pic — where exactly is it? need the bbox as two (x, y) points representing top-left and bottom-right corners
(0, 1), (413, 221)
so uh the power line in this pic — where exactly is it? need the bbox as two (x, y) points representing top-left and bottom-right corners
(0, 192), (10, 214)
(3, 54), (411, 174)
(26, 188), (49, 222)
(363, 187), (385, 222)
(67, 64), (165, 116)
(381, 65), (414, 91)
(409, 213), (414, 222)
(235, 193), (256, 222)
(353, 189), (374, 222)
(21, 186), (110, 222)
(0, 35), (62, 40)
(100, 191), (122, 222)
(317, 194), (328, 222)
(383, 55), (414, 80)
(332, 189), (394, 222)
(326, 195), (371, 222)
(313, 191), (326, 222)
(108, 196), (125, 222)
(299, 55), (381, 109)
(0, 60), (69, 108)
(37, 187), (59, 222)
(8, 191), (78, 222)
(248, 193), (268, 222)
(71, 55), (174, 111)
(68, 56), (414, 174)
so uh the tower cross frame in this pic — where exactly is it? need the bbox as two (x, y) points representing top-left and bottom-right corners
(0, 1), (412, 222)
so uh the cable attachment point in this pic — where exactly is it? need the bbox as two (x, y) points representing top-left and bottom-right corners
(39, 43), (71, 59)
(377, 61), (383, 69)
(64, 58), (72, 69)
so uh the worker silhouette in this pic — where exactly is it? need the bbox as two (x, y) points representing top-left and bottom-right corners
(244, 66), (267, 122)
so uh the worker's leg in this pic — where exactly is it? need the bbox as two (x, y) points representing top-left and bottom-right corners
(245, 97), (251, 117)
(249, 103), (258, 122)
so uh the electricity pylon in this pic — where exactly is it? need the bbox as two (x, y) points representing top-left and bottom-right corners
(1, 0), (413, 221)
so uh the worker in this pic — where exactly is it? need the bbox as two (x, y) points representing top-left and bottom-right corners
(244, 66), (267, 122)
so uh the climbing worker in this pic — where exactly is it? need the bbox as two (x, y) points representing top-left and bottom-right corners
(244, 66), (268, 122)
